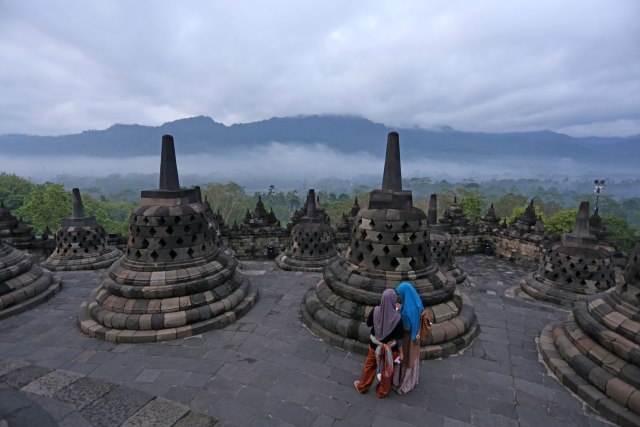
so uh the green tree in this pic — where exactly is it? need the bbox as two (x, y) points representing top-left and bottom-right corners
(437, 188), (456, 219)
(503, 203), (546, 226)
(545, 208), (578, 237)
(457, 189), (485, 222)
(621, 198), (640, 229)
(504, 206), (526, 225)
(494, 193), (528, 218)
(16, 182), (71, 233)
(602, 216), (640, 252)
(81, 192), (133, 235)
(0, 172), (35, 210)
(201, 182), (253, 226)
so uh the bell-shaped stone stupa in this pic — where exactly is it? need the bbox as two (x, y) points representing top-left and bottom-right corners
(78, 135), (258, 342)
(521, 201), (615, 306)
(276, 189), (340, 272)
(301, 132), (478, 358)
(428, 194), (468, 284)
(539, 241), (640, 426)
(42, 189), (122, 271)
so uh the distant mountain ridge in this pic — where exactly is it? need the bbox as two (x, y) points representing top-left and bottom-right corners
(0, 115), (638, 166)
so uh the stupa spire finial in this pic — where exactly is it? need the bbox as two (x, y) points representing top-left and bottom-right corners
(428, 194), (438, 225)
(381, 132), (402, 191)
(306, 189), (317, 218)
(159, 135), (180, 190)
(571, 201), (591, 238)
(71, 188), (86, 218)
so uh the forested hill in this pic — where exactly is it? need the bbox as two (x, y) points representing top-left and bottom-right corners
(0, 115), (638, 165)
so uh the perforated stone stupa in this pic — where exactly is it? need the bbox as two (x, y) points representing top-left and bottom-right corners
(276, 189), (339, 272)
(428, 194), (468, 284)
(301, 132), (478, 358)
(439, 196), (470, 227)
(78, 135), (257, 343)
(291, 195), (330, 228)
(539, 241), (640, 426)
(521, 201), (615, 306)
(481, 203), (501, 225)
(242, 195), (280, 230)
(42, 189), (121, 271)
(0, 241), (60, 320)
(336, 197), (360, 245)
(512, 199), (540, 234)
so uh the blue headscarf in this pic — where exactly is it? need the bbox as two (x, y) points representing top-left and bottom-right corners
(396, 282), (424, 340)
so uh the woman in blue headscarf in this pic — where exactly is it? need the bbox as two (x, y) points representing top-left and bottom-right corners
(393, 282), (430, 394)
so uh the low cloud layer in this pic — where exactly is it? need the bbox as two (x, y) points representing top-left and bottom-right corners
(0, 1), (639, 137)
(2, 142), (631, 191)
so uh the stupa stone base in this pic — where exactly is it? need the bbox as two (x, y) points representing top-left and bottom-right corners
(431, 232), (468, 285)
(521, 245), (615, 306)
(78, 249), (258, 343)
(0, 276), (60, 321)
(301, 282), (478, 359)
(0, 243), (61, 320)
(276, 252), (340, 272)
(42, 244), (121, 271)
(521, 274), (587, 306)
(540, 316), (640, 427)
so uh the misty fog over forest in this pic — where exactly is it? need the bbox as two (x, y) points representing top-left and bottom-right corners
(2, 141), (637, 197)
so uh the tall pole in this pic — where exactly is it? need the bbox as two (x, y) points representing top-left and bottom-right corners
(593, 179), (605, 214)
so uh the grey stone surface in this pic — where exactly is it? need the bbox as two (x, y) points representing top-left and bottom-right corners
(120, 397), (190, 427)
(1, 365), (52, 388)
(172, 412), (218, 427)
(0, 256), (617, 426)
(54, 376), (116, 411)
(0, 388), (58, 427)
(79, 386), (154, 426)
(20, 369), (83, 397)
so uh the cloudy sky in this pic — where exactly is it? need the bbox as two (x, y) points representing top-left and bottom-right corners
(1, 1), (639, 137)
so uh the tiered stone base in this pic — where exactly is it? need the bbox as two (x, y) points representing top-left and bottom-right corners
(302, 285), (478, 359)
(42, 247), (122, 271)
(0, 244), (61, 320)
(539, 293), (640, 426)
(521, 245), (614, 306)
(78, 249), (258, 343)
(520, 274), (589, 306)
(300, 258), (478, 359)
(275, 252), (340, 272)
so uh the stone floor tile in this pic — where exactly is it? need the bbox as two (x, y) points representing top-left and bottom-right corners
(53, 376), (116, 411)
(120, 397), (190, 427)
(79, 385), (154, 427)
(20, 370), (83, 397)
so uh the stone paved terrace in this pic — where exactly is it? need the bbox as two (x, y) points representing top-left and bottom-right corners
(0, 255), (615, 426)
